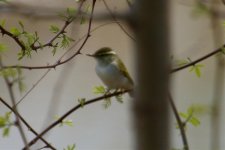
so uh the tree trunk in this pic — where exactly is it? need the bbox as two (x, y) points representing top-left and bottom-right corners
(132, 1), (170, 150)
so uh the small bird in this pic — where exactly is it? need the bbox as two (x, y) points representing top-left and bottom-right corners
(87, 47), (134, 96)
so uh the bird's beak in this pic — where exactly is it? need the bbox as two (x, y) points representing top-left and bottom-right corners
(86, 54), (94, 57)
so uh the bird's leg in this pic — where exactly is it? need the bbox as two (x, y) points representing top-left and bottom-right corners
(105, 88), (111, 95)
(103, 88), (112, 108)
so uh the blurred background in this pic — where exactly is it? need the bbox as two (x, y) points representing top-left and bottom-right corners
(0, 0), (225, 150)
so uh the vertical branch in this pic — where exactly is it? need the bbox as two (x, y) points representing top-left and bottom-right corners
(168, 93), (189, 150)
(102, 0), (135, 41)
(0, 97), (56, 150)
(22, 0), (96, 148)
(0, 60), (29, 149)
(209, 0), (224, 149)
(132, 0), (170, 150)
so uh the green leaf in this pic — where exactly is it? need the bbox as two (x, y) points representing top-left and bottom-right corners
(80, 4), (90, 24)
(16, 67), (26, 93)
(10, 27), (21, 36)
(67, 7), (77, 17)
(221, 47), (225, 54)
(50, 25), (60, 34)
(17, 51), (25, 60)
(179, 106), (201, 128)
(63, 144), (76, 150)
(24, 33), (35, 45)
(18, 21), (24, 31)
(55, 116), (74, 127)
(0, 19), (6, 27)
(0, 68), (17, 78)
(188, 104), (210, 115)
(3, 127), (10, 137)
(179, 112), (188, 119)
(0, 43), (7, 53)
(93, 86), (106, 94)
(192, 1), (209, 17)
(0, 116), (6, 128)
(62, 119), (74, 127)
(60, 35), (74, 48)
(189, 116), (200, 127)
(194, 66), (201, 77)
(0, 0), (7, 3)
(80, 16), (86, 24)
(103, 98), (111, 109)
(18, 79), (26, 93)
(176, 59), (189, 67)
(189, 64), (204, 78)
(115, 94), (123, 103)
(52, 47), (57, 56)
(78, 98), (86, 108)
(5, 112), (11, 121)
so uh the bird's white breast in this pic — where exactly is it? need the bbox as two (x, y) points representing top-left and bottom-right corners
(95, 63), (132, 90)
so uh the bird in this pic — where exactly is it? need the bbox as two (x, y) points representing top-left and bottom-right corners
(87, 47), (134, 96)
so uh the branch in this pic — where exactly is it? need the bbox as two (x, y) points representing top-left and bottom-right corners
(0, 21), (120, 71)
(1, 37), (223, 73)
(0, 0), (96, 71)
(0, 0), (96, 107)
(31, 0), (86, 50)
(0, 1), (85, 54)
(171, 45), (223, 73)
(0, 60), (29, 149)
(0, 25), (26, 50)
(0, 97), (56, 150)
(168, 93), (189, 150)
(102, 0), (135, 41)
(23, 89), (129, 150)
(31, 20), (70, 50)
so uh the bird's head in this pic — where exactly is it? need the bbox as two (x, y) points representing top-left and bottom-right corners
(86, 47), (117, 64)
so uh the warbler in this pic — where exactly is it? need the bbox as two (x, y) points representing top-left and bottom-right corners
(87, 47), (134, 96)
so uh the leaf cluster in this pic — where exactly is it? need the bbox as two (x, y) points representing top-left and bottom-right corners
(93, 86), (124, 108)
(63, 144), (76, 150)
(0, 112), (12, 137)
(54, 116), (74, 127)
(178, 105), (206, 128)
(0, 67), (26, 93)
(175, 58), (204, 77)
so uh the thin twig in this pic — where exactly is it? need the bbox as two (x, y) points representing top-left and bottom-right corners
(0, 25), (26, 50)
(0, 1), (85, 53)
(31, 1), (85, 50)
(102, 0), (135, 41)
(0, 97), (56, 150)
(168, 93), (189, 150)
(22, 89), (129, 150)
(171, 45), (223, 73)
(15, 69), (51, 107)
(0, 21), (121, 71)
(0, 60), (29, 149)
(22, 1), (97, 148)
(12, 0), (97, 107)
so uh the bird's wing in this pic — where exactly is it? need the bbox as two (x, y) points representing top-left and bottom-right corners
(114, 58), (134, 85)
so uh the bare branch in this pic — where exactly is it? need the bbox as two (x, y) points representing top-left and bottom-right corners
(0, 59), (29, 149)
(0, 25), (26, 50)
(0, 21), (121, 71)
(23, 89), (129, 149)
(0, 97), (56, 150)
(102, 0), (135, 41)
(171, 45), (223, 73)
(168, 93), (189, 150)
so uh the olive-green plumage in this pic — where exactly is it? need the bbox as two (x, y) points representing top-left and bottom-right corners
(88, 47), (134, 93)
